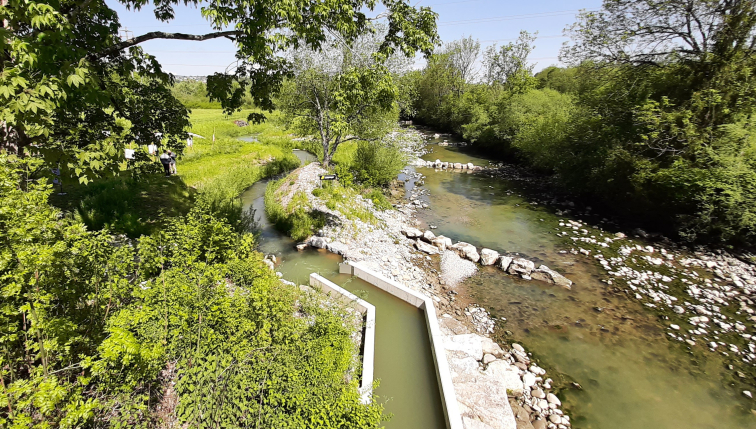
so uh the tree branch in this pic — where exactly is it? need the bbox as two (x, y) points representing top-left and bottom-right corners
(96, 30), (243, 58)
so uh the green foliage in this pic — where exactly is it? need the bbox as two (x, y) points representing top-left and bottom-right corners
(172, 80), (256, 109)
(365, 189), (393, 211)
(407, 5), (756, 245)
(535, 66), (580, 93)
(265, 179), (326, 241)
(0, 155), (382, 427)
(352, 140), (407, 187)
(1, 0), (437, 182)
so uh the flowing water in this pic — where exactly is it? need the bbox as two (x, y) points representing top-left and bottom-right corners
(414, 133), (756, 429)
(240, 150), (446, 429)
(242, 138), (756, 428)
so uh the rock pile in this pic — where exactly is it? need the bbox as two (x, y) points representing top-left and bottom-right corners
(413, 158), (488, 171)
(402, 227), (573, 290)
(440, 315), (568, 429)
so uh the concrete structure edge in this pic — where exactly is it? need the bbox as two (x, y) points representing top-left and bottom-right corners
(339, 261), (464, 429)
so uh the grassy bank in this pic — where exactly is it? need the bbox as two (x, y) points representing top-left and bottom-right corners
(50, 109), (300, 237)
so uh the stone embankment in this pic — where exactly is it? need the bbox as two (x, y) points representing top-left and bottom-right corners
(402, 225), (573, 290)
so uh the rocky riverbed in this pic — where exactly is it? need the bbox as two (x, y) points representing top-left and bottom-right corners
(268, 128), (573, 429)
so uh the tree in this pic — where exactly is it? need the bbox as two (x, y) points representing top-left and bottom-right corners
(483, 30), (537, 91)
(278, 29), (416, 167)
(445, 36), (481, 84)
(562, 0), (756, 67)
(0, 0), (438, 180)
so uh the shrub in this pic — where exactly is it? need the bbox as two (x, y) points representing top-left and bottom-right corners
(352, 140), (406, 187)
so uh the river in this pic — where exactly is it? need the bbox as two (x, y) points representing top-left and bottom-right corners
(242, 140), (756, 428)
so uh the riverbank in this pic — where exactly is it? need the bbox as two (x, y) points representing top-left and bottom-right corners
(267, 129), (569, 429)
(267, 124), (756, 428)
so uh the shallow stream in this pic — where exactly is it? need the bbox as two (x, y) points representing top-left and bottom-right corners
(414, 133), (755, 429)
(242, 138), (756, 428)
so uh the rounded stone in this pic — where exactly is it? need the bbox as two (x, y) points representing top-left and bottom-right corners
(523, 373), (537, 388)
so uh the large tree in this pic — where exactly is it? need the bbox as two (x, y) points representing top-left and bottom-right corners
(278, 27), (418, 167)
(0, 0), (438, 180)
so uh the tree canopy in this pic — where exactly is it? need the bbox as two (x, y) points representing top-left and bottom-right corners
(0, 0), (438, 180)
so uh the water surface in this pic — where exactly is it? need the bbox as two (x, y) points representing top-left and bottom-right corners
(415, 132), (754, 428)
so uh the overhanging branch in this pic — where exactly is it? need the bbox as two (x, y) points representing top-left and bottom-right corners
(96, 30), (243, 58)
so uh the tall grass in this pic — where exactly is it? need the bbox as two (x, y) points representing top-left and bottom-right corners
(55, 109), (302, 237)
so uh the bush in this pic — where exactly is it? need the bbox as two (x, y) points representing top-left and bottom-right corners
(0, 156), (383, 427)
(352, 140), (406, 187)
(265, 179), (326, 241)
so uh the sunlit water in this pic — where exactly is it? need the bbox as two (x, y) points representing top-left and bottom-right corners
(414, 133), (755, 429)
(239, 151), (446, 429)
(241, 138), (756, 428)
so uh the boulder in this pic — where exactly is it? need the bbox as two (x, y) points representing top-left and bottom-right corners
(309, 236), (329, 249)
(263, 259), (275, 271)
(522, 373), (536, 388)
(415, 239), (440, 255)
(480, 249), (500, 266)
(530, 265), (573, 289)
(450, 242), (481, 263)
(483, 353), (497, 365)
(467, 163), (475, 170)
(432, 235), (452, 251)
(546, 393), (561, 406)
(485, 360), (524, 396)
(508, 258), (535, 277)
(402, 226), (423, 238)
(444, 334), (484, 361)
(422, 230), (436, 243)
(498, 256), (513, 271)
(435, 159), (442, 168)
(481, 337), (505, 357)
(454, 162), (463, 169)
(326, 241), (348, 255)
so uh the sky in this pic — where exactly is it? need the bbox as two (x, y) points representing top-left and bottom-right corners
(108, 0), (603, 76)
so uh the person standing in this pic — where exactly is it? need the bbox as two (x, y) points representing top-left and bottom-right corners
(159, 150), (171, 176)
(169, 150), (177, 175)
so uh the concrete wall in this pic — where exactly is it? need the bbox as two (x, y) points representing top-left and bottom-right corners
(339, 261), (464, 429)
(309, 273), (376, 404)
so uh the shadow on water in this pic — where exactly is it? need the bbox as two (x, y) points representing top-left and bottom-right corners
(239, 150), (447, 429)
(414, 130), (756, 429)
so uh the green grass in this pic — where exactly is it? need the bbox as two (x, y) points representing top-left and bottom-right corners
(50, 109), (300, 237)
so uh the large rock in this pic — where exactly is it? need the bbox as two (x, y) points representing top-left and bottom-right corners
(422, 230), (436, 243)
(508, 258), (535, 277)
(451, 242), (481, 263)
(467, 163), (475, 170)
(480, 249), (500, 266)
(481, 337), (505, 357)
(485, 360), (524, 397)
(444, 334), (484, 361)
(454, 162), (463, 169)
(326, 241), (348, 255)
(432, 235), (453, 251)
(530, 265), (573, 289)
(415, 239), (440, 255)
(402, 226), (423, 238)
(498, 256), (513, 271)
(309, 236), (329, 249)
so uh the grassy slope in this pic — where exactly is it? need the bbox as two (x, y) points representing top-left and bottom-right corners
(50, 109), (299, 237)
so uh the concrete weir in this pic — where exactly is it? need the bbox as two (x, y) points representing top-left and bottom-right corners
(309, 273), (376, 404)
(336, 260), (464, 429)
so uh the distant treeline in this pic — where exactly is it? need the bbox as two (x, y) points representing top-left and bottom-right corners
(399, 1), (756, 247)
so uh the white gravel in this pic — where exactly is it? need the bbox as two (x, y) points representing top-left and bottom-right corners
(440, 250), (478, 287)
